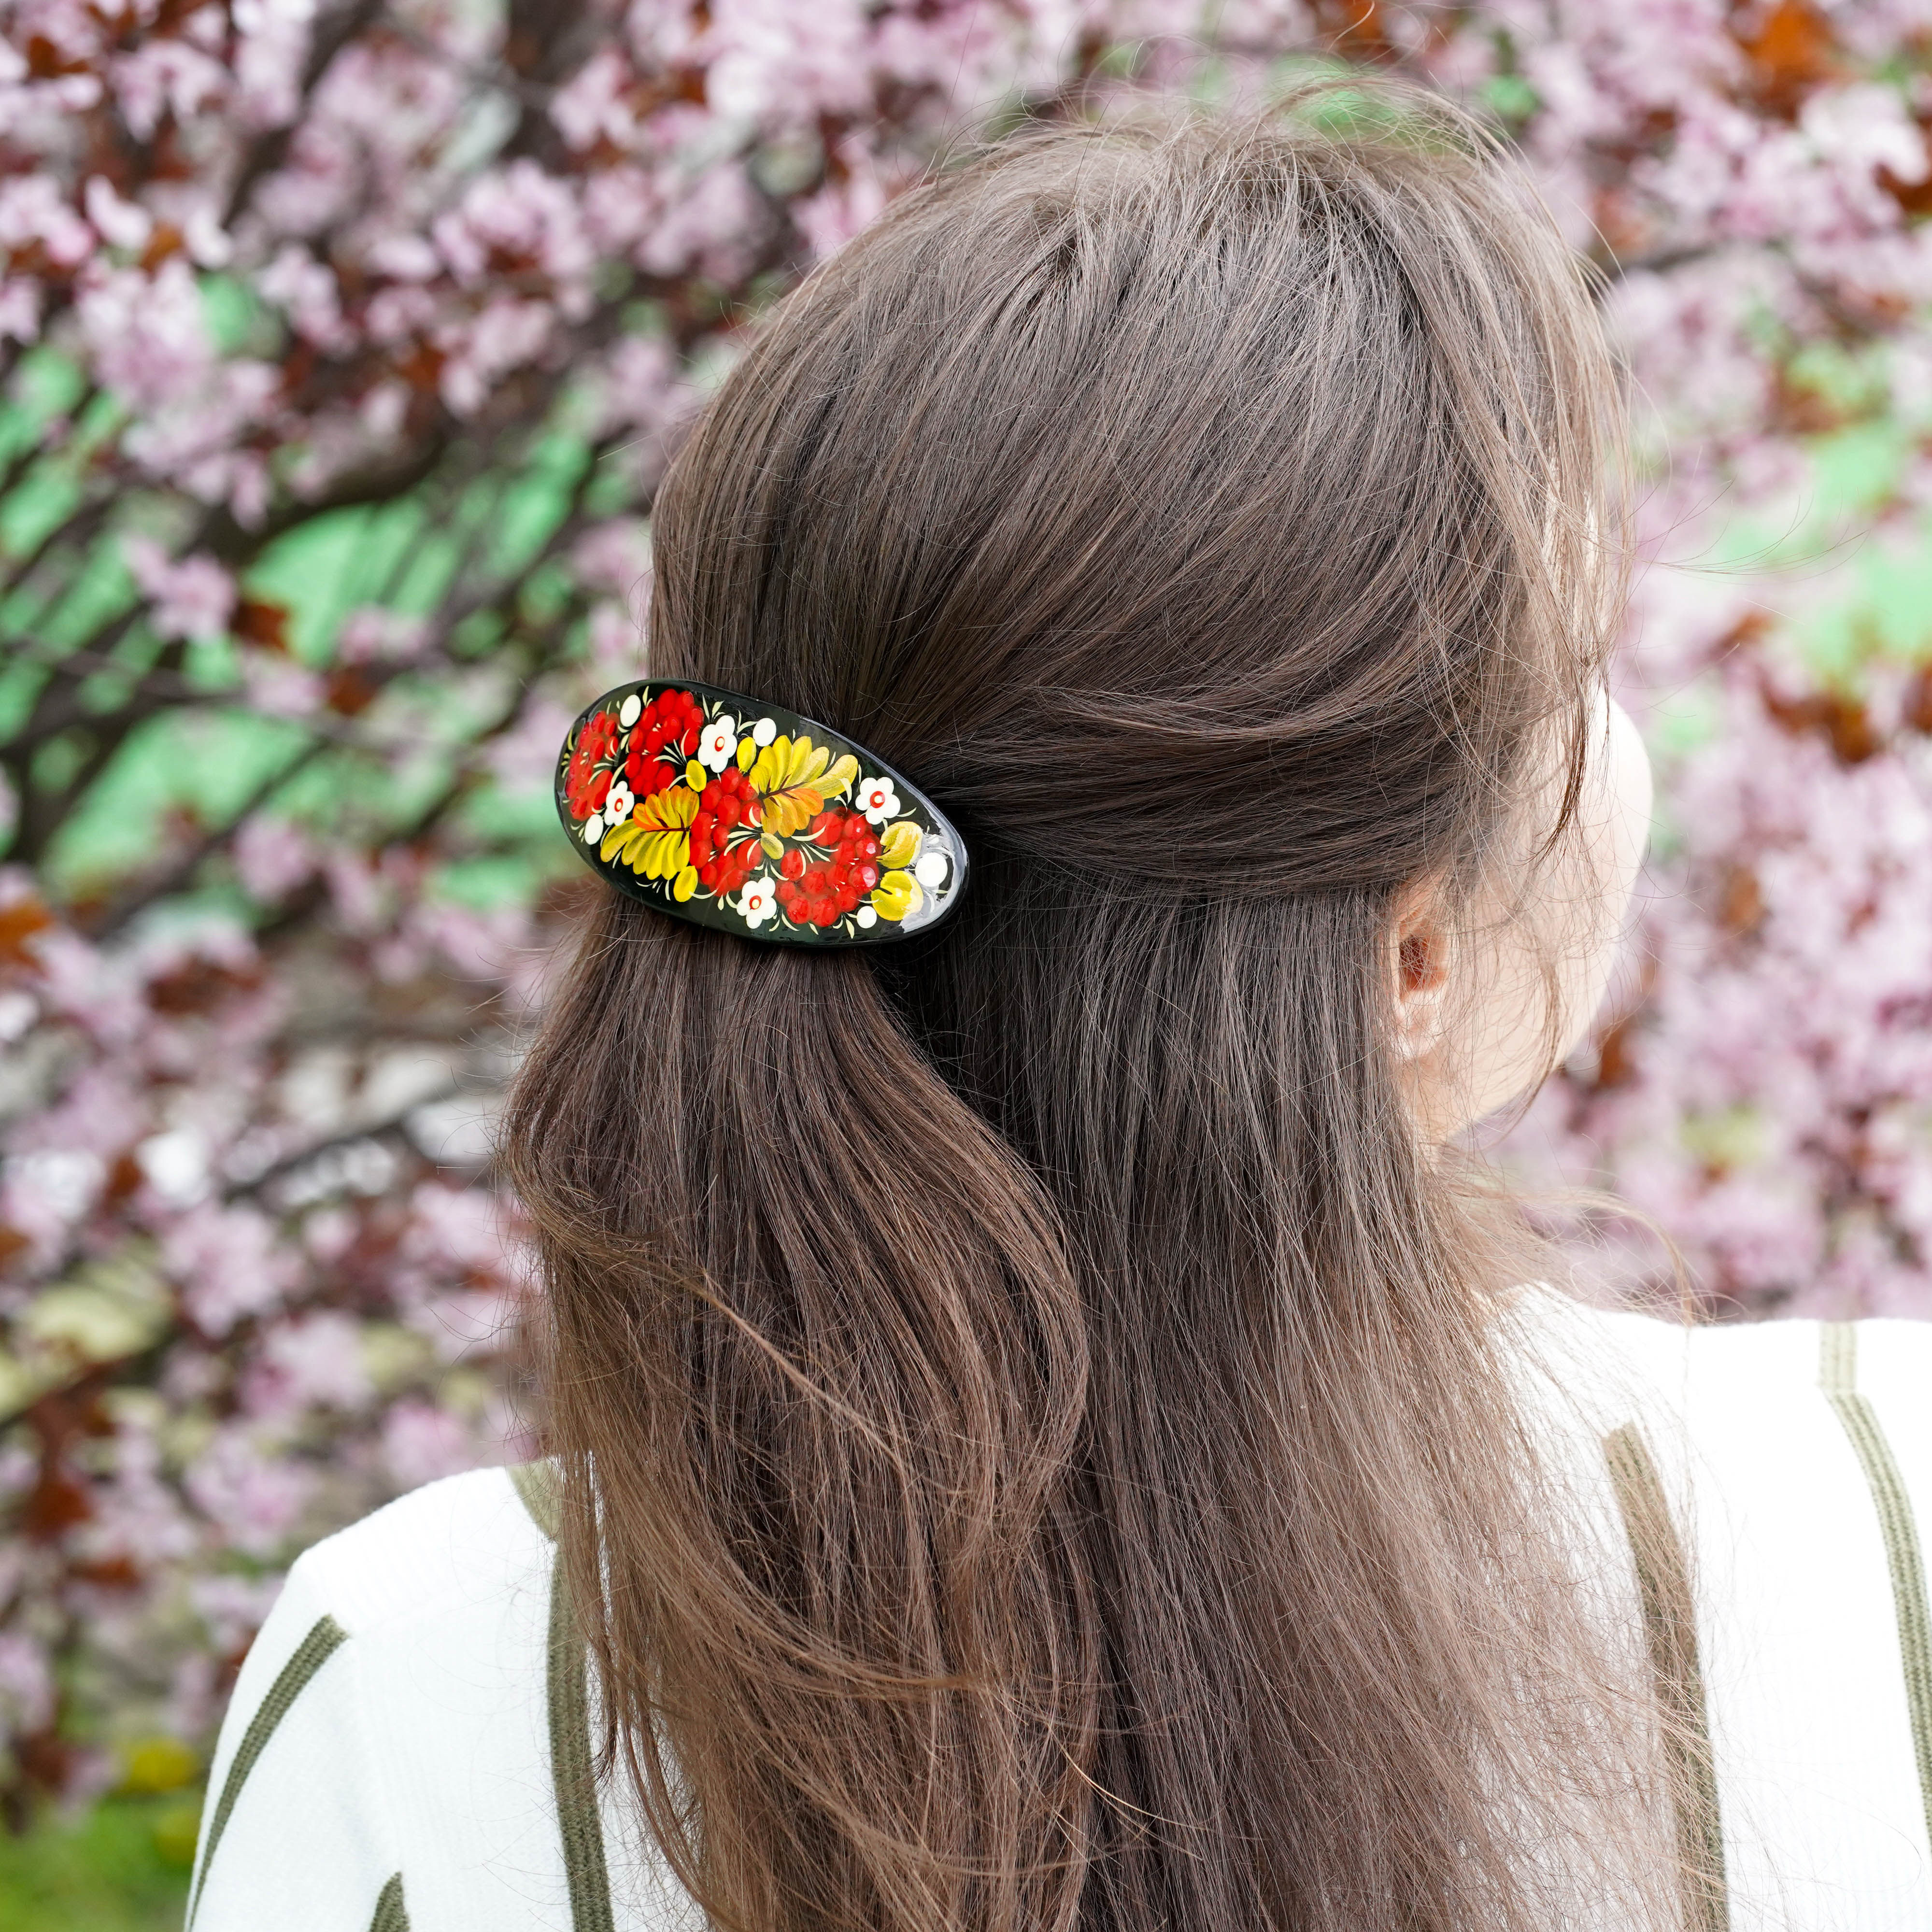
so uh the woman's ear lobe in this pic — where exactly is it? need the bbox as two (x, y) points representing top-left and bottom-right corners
(1389, 885), (1454, 1065)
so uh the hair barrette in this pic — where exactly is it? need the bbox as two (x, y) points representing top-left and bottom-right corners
(555, 679), (968, 945)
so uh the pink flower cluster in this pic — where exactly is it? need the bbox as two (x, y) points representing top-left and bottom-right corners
(1, 0), (1931, 1812)
(1477, 0), (1932, 1319)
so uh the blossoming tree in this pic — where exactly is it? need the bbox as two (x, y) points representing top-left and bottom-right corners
(2, 0), (1931, 1818)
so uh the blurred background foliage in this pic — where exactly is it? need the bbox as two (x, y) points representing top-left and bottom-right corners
(4, 0), (1932, 1916)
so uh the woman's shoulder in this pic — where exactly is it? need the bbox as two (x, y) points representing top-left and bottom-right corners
(284, 1459), (558, 1632)
(189, 1463), (572, 1931)
(1520, 1294), (1932, 1919)
(1574, 1300), (1932, 1561)
(1516, 1285), (1932, 1417)
(1508, 1288), (1932, 1551)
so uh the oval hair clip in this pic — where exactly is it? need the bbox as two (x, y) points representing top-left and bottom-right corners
(555, 680), (968, 945)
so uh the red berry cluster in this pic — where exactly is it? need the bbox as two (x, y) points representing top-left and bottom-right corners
(776, 809), (883, 926)
(689, 767), (763, 895)
(564, 710), (620, 819)
(624, 688), (704, 797)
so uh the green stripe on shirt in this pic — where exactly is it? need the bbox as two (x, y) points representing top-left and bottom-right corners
(511, 1460), (618, 1932)
(548, 1539), (616, 1932)
(369, 1871), (410, 1932)
(1819, 1321), (1932, 1851)
(189, 1613), (348, 1924)
(509, 1458), (561, 1541)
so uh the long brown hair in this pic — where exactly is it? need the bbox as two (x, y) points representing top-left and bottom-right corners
(505, 93), (1673, 1932)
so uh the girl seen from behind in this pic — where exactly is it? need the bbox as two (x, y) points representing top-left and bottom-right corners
(187, 89), (1932, 1932)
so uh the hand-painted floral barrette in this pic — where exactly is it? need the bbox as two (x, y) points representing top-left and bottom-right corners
(555, 680), (968, 944)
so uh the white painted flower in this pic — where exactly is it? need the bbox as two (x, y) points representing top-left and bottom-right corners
(751, 715), (777, 747)
(855, 775), (901, 826)
(618, 692), (641, 728)
(735, 874), (778, 929)
(855, 905), (877, 929)
(699, 714), (739, 772)
(603, 781), (635, 824)
(913, 848), (948, 890)
(582, 811), (605, 844)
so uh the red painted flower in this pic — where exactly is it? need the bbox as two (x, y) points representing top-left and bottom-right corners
(688, 767), (761, 868)
(698, 838), (761, 898)
(624, 688), (705, 798)
(563, 710), (621, 820)
(775, 814), (883, 927)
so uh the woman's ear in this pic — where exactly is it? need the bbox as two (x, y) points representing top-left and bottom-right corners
(1389, 877), (1455, 1066)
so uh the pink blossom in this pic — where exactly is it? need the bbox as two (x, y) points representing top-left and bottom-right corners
(231, 0), (315, 128)
(571, 518), (653, 594)
(337, 607), (427, 664)
(121, 536), (236, 642)
(364, 280), (439, 348)
(381, 1399), (475, 1490)
(550, 47), (638, 152)
(794, 167), (889, 261)
(436, 298), (559, 415)
(26, 926), (145, 1047)
(162, 1202), (298, 1337)
(432, 158), (594, 289)
(408, 902), (533, 987)
(1, 1150), (104, 1258)
(256, 243), (348, 350)
(483, 697), (576, 794)
(79, 1426), (196, 1567)
(636, 160), (761, 281)
(323, 852), (386, 933)
(82, 176), (151, 253)
(14, 1063), (148, 1163)
(701, 0), (873, 123)
(590, 331), (683, 445)
(135, 1129), (211, 1209)
(0, 174), (95, 269)
(182, 203), (234, 270)
(189, 1572), (287, 1655)
(582, 166), (660, 255)
(121, 358), (281, 493)
(0, 279), (40, 343)
(185, 1427), (315, 1558)
(241, 657), (326, 718)
(0, 1633), (54, 1733)
(111, 37), (227, 141)
(402, 1180), (512, 1278)
(585, 600), (645, 681)
(233, 816), (316, 902)
(1803, 83), (1929, 189)
(250, 1312), (373, 1415)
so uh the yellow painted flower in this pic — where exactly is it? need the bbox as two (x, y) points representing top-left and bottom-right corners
(870, 869), (923, 923)
(746, 733), (859, 836)
(877, 820), (920, 870)
(603, 785), (700, 879)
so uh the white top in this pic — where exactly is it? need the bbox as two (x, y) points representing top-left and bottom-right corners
(187, 1300), (1932, 1932)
